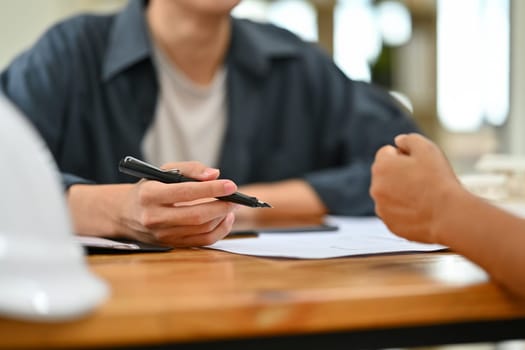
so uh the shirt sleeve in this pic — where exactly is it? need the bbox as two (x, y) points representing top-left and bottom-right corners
(302, 52), (420, 216)
(0, 22), (92, 189)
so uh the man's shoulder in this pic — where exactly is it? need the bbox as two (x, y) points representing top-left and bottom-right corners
(234, 18), (304, 43)
(231, 17), (333, 70)
(0, 12), (118, 97)
(40, 13), (114, 51)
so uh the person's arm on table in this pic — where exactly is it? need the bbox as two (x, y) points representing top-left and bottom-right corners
(68, 161), (238, 247)
(370, 133), (525, 298)
(236, 179), (328, 221)
(296, 55), (420, 216)
(1, 21), (240, 248)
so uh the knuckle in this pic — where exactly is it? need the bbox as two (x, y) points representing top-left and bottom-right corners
(203, 219), (219, 233)
(376, 146), (388, 157)
(138, 210), (156, 228)
(199, 234), (218, 246)
(385, 222), (401, 235)
(136, 183), (154, 206)
(376, 145), (391, 158)
(369, 184), (378, 199)
(369, 182), (385, 200)
(151, 230), (166, 243)
(186, 210), (206, 225)
(370, 162), (380, 176)
(219, 213), (234, 235)
(227, 212), (236, 226)
(374, 204), (383, 218)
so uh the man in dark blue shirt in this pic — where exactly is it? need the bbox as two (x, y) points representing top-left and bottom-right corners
(0, 0), (419, 246)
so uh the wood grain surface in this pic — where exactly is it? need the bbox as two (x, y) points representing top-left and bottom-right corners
(1, 247), (525, 349)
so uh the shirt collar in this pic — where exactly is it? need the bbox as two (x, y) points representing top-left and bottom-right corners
(102, 0), (151, 81)
(102, 0), (301, 81)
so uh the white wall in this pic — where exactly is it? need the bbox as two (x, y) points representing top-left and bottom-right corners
(0, 0), (125, 69)
(507, 0), (525, 154)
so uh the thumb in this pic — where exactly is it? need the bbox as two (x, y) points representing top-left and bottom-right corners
(161, 161), (221, 181)
(394, 133), (428, 156)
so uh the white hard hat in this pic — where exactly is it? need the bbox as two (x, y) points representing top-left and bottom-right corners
(0, 95), (108, 321)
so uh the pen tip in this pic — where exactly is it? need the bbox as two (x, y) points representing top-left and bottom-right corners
(259, 201), (272, 208)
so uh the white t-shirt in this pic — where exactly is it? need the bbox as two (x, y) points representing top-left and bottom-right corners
(142, 45), (227, 168)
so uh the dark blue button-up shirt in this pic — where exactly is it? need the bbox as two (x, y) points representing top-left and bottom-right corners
(0, 0), (419, 215)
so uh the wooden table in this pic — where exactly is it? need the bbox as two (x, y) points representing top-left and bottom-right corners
(1, 248), (525, 350)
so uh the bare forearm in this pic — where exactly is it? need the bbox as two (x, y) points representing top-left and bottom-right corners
(236, 179), (328, 221)
(436, 189), (525, 297)
(67, 184), (131, 238)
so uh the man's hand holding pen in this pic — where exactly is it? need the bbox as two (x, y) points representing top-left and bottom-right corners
(93, 156), (271, 247)
(119, 157), (271, 208)
(68, 160), (240, 247)
(116, 160), (240, 247)
(68, 157), (271, 247)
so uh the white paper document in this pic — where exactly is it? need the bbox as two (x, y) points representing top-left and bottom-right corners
(77, 236), (140, 250)
(207, 216), (445, 259)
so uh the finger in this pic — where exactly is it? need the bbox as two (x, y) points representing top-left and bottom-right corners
(160, 161), (220, 181)
(126, 214), (225, 246)
(394, 133), (433, 156)
(179, 211), (235, 241)
(372, 145), (406, 176)
(124, 227), (159, 245)
(374, 145), (398, 162)
(373, 203), (384, 219)
(372, 146), (393, 179)
(139, 179), (237, 205)
(138, 200), (237, 229)
(177, 161), (220, 181)
(162, 212), (235, 247)
(151, 216), (225, 241)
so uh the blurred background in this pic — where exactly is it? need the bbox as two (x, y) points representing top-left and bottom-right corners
(1, 0), (524, 175)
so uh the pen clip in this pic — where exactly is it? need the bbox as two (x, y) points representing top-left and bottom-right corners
(165, 168), (181, 174)
(119, 156), (184, 183)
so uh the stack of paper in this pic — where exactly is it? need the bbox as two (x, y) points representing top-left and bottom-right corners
(207, 216), (445, 259)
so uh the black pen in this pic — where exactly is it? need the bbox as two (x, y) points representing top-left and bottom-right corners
(118, 156), (272, 208)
